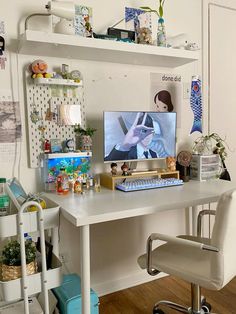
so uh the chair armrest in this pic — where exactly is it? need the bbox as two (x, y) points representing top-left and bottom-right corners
(197, 210), (216, 237)
(146, 232), (219, 276)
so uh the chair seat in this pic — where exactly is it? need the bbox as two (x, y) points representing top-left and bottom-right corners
(138, 235), (223, 291)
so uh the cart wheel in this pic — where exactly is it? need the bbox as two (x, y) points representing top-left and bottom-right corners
(153, 307), (165, 314)
(202, 301), (212, 313)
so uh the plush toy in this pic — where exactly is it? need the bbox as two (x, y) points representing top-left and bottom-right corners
(166, 156), (176, 171)
(30, 59), (52, 79)
(137, 27), (152, 45)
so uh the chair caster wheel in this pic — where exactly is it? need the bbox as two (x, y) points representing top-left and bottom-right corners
(202, 301), (212, 313)
(153, 307), (165, 314)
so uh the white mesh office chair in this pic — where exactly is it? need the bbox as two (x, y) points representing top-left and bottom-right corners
(138, 189), (236, 314)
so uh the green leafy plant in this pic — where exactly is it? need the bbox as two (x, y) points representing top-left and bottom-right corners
(192, 133), (229, 161)
(74, 125), (97, 137)
(1, 240), (36, 266)
(141, 0), (166, 18)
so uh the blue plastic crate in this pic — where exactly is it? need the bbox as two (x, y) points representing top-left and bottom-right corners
(52, 274), (99, 314)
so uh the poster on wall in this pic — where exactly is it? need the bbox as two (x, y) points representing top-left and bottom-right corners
(150, 73), (182, 127)
(0, 101), (21, 143)
(0, 20), (7, 70)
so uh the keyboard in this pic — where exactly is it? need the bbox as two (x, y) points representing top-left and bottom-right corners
(116, 177), (183, 192)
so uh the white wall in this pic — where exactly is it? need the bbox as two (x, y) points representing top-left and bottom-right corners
(0, 0), (202, 295)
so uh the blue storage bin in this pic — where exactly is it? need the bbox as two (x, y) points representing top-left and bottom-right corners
(52, 274), (99, 314)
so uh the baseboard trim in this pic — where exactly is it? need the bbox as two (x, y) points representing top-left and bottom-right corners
(93, 271), (167, 297)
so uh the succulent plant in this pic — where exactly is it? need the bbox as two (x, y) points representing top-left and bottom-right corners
(1, 240), (36, 266)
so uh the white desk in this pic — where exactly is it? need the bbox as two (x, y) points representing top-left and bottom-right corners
(45, 179), (236, 314)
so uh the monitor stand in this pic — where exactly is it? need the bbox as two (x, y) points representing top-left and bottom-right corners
(128, 161), (137, 171)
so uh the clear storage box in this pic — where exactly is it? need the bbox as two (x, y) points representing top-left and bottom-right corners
(190, 154), (220, 181)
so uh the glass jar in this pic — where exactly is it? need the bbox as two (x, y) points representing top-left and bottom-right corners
(157, 18), (167, 47)
(0, 178), (9, 216)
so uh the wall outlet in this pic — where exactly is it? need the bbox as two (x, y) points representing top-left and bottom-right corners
(183, 82), (191, 99)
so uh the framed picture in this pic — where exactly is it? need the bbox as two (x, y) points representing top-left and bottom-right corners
(74, 5), (93, 37)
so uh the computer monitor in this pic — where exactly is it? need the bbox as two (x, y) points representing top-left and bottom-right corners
(104, 111), (176, 163)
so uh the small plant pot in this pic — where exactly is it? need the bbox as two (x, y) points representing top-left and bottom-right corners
(1, 260), (37, 281)
(78, 135), (92, 151)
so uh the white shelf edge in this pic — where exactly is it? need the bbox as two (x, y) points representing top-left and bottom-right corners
(45, 152), (92, 159)
(19, 30), (200, 67)
(34, 77), (83, 87)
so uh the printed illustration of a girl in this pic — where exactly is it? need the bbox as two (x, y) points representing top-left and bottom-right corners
(154, 90), (174, 112)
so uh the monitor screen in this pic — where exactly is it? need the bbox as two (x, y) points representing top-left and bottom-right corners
(104, 111), (176, 162)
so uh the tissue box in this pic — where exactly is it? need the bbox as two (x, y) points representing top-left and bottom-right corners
(52, 274), (99, 314)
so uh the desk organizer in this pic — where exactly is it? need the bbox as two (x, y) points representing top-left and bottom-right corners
(53, 273), (99, 314)
(100, 169), (179, 190)
(190, 154), (220, 181)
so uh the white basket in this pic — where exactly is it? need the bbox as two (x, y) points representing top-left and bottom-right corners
(0, 254), (62, 301)
(0, 197), (59, 238)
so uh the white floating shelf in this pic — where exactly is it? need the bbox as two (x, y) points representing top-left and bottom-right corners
(45, 152), (92, 159)
(34, 77), (83, 87)
(19, 30), (200, 67)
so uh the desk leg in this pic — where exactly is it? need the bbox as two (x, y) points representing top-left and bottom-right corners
(185, 207), (191, 235)
(81, 225), (91, 314)
(191, 206), (198, 236)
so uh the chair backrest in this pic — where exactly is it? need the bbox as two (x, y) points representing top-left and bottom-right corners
(211, 189), (236, 287)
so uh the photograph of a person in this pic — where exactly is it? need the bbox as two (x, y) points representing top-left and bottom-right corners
(104, 111), (176, 162)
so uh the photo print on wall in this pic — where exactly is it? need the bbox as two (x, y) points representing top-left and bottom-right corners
(74, 5), (93, 37)
(150, 73), (182, 127)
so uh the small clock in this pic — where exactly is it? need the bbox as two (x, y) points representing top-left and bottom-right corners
(70, 70), (81, 82)
(177, 151), (192, 167)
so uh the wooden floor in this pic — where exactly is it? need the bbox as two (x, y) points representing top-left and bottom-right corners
(99, 276), (236, 314)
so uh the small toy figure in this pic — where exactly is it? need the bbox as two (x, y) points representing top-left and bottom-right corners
(44, 139), (51, 153)
(166, 156), (176, 171)
(30, 59), (52, 79)
(65, 138), (75, 152)
(111, 162), (118, 176)
(137, 27), (152, 45)
(121, 163), (129, 176)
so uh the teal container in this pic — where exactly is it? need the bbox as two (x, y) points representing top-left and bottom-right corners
(52, 274), (99, 314)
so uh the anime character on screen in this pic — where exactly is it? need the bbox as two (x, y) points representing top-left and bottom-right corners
(105, 112), (167, 161)
(154, 90), (174, 112)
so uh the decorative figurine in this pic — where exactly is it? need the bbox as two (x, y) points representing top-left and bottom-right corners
(121, 163), (129, 176)
(65, 138), (75, 152)
(44, 139), (51, 153)
(166, 157), (176, 171)
(30, 59), (51, 79)
(111, 162), (118, 176)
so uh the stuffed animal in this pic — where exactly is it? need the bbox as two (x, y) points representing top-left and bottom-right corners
(137, 27), (152, 45)
(166, 156), (176, 171)
(30, 59), (52, 79)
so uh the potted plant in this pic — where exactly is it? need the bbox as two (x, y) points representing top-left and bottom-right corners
(192, 133), (231, 181)
(74, 125), (96, 151)
(1, 239), (37, 281)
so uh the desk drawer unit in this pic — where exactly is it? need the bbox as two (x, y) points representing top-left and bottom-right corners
(190, 154), (220, 181)
(52, 273), (99, 314)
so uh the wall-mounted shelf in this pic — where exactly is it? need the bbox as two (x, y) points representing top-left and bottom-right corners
(19, 30), (200, 67)
(34, 77), (83, 87)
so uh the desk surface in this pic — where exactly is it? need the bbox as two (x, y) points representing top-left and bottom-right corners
(45, 180), (236, 227)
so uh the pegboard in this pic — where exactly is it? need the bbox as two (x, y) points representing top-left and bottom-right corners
(25, 75), (86, 168)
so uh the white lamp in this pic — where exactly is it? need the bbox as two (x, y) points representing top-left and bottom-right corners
(25, 1), (75, 35)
